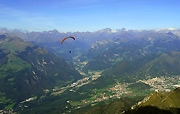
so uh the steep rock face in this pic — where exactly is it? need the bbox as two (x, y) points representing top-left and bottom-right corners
(0, 34), (82, 102)
(78, 39), (116, 62)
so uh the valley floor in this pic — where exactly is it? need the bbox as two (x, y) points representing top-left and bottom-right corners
(5, 69), (180, 114)
(54, 70), (180, 113)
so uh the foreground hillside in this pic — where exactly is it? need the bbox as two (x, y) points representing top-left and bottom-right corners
(135, 87), (180, 110)
(124, 87), (180, 114)
(0, 34), (82, 110)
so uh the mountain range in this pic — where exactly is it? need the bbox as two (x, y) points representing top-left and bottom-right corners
(1, 27), (180, 61)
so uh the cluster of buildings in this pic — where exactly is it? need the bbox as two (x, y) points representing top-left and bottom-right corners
(137, 76), (180, 92)
(110, 83), (132, 98)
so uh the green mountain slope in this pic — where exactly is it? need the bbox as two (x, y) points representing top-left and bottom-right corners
(0, 34), (82, 109)
(103, 51), (180, 81)
(125, 106), (174, 114)
(137, 87), (180, 109)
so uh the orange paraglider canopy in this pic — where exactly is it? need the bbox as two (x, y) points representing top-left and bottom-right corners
(61, 36), (75, 44)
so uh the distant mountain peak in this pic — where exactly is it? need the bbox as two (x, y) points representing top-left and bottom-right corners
(95, 28), (112, 33)
(52, 29), (59, 32)
(43, 29), (60, 34)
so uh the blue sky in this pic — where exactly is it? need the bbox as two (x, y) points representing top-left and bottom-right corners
(0, 0), (180, 32)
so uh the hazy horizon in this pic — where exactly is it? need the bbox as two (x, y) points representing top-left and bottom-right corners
(1, 27), (180, 33)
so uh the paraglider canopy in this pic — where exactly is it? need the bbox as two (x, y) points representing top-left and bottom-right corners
(61, 36), (75, 44)
(61, 36), (75, 54)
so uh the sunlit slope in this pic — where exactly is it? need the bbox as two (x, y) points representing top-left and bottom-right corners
(138, 87), (180, 109)
(124, 88), (180, 114)
(125, 106), (174, 114)
(0, 34), (82, 107)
